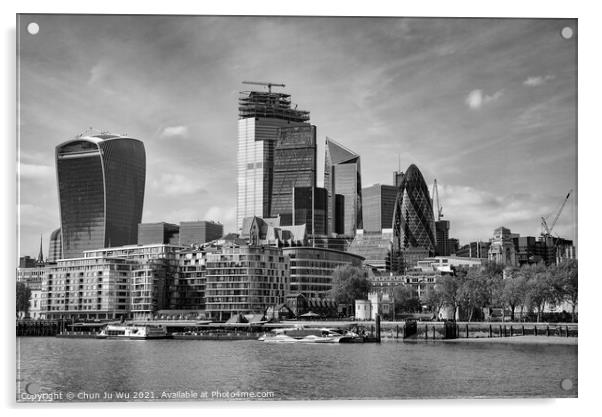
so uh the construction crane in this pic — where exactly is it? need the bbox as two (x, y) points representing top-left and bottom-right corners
(541, 189), (572, 237)
(432, 179), (443, 221)
(242, 81), (285, 94)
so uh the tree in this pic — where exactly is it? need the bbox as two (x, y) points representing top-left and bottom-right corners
(501, 273), (527, 321)
(16, 281), (31, 319)
(435, 273), (463, 320)
(328, 265), (371, 312)
(524, 263), (555, 322)
(555, 259), (578, 322)
(457, 266), (498, 321)
(423, 284), (444, 317)
(392, 286), (422, 314)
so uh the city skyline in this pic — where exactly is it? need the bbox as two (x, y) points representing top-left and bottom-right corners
(18, 16), (577, 257)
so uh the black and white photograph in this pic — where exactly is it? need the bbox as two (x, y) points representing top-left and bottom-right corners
(13, 7), (582, 406)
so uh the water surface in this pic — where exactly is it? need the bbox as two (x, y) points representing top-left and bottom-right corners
(17, 337), (577, 401)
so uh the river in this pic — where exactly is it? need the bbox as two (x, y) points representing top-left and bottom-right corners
(16, 337), (577, 401)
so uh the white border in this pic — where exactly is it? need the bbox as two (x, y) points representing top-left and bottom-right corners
(4, 1), (599, 416)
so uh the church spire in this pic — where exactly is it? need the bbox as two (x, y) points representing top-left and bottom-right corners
(36, 234), (44, 264)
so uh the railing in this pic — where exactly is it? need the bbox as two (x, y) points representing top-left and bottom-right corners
(376, 322), (578, 340)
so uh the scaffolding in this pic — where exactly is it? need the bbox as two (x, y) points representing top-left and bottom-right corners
(238, 90), (310, 122)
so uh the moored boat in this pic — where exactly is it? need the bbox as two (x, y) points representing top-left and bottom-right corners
(96, 324), (168, 340)
(260, 327), (360, 344)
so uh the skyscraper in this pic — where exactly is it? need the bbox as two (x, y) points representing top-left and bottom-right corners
(324, 137), (362, 236)
(435, 220), (450, 256)
(56, 132), (145, 259)
(362, 184), (398, 232)
(293, 186), (328, 235)
(271, 125), (317, 225)
(47, 228), (61, 262)
(236, 86), (311, 230)
(392, 164), (436, 270)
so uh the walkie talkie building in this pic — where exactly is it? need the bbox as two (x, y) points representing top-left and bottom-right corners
(56, 133), (146, 259)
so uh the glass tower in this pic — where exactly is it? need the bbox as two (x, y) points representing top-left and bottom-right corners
(362, 184), (398, 232)
(236, 89), (311, 231)
(56, 133), (145, 259)
(271, 125), (317, 225)
(324, 137), (362, 236)
(392, 164), (436, 256)
(293, 186), (328, 235)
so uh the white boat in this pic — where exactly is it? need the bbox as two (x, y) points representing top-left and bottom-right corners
(97, 324), (168, 339)
(260, 327), (354, 344)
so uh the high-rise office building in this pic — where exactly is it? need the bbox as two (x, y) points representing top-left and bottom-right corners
(179, 221), (223, 246)
(324, 137), (362, 236)
(138, 222), (180, 245)
(293, 186), (328, 235)
(435, 220), (450, 256)
(362, 184), (397, 232)
(393, 171), (404, 188)
(448, 238), (460, 255)
(236, 87), (311, 230)
(271, 125), (317, 225)
(56, 133), (145, 259)
(48, 228), (61, 262)
(392, 164), (436, 271)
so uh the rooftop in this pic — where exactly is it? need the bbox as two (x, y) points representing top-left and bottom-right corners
(238, 90), (310, 122)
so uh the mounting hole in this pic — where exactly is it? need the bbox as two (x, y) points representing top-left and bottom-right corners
(560, 378), (573, 391)
(25, 382), (41, 394)
(561, 26), (573, 40)
(27, 22), (40, 35)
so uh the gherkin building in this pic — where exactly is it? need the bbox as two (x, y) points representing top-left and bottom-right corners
(392, 164), (436, 257)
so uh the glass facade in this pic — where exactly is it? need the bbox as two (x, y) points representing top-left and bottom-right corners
(138, 222), (180, 245)
(48, 228), (62, 262)
(236, 90), (311, 231)
(348, 231), (393, 272)
(293, 186), (328, 236)
(362, 184), (398, 232)
(324, 138), (362, 236)
(435, 220), (450, 256)
(271, 125), (317, 225)
(282, 247), (364, 299)
(56, 135), (145, 259)
(392, 164), (436, 265)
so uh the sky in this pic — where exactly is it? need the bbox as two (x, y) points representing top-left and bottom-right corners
(16, 15), (577, 258)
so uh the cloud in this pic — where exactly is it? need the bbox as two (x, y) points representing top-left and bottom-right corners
(160, 125), (189, 138)
(18, 203), (51, 228)
(150, 173), (207, 196)
(205, 205), (236, 224)
(465, 89), (504, 110)
(18, 163), (54, 181)
(87, 62), (117, 94)
(435, 183), (569, 243)
(523, 74), (555, 87)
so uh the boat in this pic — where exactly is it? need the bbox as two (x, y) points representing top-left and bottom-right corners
(260, 327), (361, 344)
(96, 324), (168, 339)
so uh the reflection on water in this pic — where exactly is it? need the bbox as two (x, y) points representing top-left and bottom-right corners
(17, 338), (577, 401)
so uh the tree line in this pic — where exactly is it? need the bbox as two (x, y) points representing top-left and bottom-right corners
(422, 259), (578, 322)
(328, 260), (577, 322)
